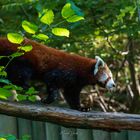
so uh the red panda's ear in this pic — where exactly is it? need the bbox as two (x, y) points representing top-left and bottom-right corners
(94, 56), (105, 75)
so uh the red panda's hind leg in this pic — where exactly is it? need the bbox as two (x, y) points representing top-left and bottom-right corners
(63, 87), (92, 112)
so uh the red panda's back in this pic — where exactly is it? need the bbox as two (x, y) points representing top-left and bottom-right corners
(0, 38), (96, 76)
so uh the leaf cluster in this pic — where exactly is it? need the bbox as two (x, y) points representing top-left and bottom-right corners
(0, 134), (31, 140)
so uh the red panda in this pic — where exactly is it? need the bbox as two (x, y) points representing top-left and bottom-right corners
(0, 37), (115, 111)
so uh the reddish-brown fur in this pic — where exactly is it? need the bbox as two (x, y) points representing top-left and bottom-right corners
(1, 37), (110, 111)
(0, 37), (97, 83)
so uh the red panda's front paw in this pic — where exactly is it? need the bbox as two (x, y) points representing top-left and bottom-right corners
(41, 97), (53, 104)
(78, 105), (92, 112)
(41, 98), (48, 104)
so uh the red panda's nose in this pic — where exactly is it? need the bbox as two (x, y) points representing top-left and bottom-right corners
(112, 83), (116, 87)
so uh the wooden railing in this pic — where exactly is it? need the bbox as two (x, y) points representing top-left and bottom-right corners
(0, 100), (140, 131)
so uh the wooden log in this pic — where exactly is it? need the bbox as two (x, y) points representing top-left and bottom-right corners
(1, 100), (140, 131)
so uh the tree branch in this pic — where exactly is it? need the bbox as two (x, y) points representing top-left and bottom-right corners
(0, 100), (140, 131)
(127, 39), (140, 113)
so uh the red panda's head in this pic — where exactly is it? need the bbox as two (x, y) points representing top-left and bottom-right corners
(93, 56), (116, 91)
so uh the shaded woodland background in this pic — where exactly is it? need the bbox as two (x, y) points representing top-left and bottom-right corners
(0, 0), (140, 113)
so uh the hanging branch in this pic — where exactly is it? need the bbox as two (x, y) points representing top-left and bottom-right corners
(93, 19), (119, 54)
(0, 100), (140, 131)
(115, 40), (130, 81)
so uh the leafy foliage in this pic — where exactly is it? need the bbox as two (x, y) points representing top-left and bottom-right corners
(0, 66), (7, 77)
(61, 3), (84, 22)
(18, 45), (33, 52)
(61, 3), (75, 19)
(52, 28), (70, 37)
(18, 2), (85, 39)
(0, 134), (31, 140)
(33, 33), (49, 41)
(7, 33), (24, 44)
(0, 88), (13, 99)
(39, 9), (54, 25)
(22, 20), (38, 34)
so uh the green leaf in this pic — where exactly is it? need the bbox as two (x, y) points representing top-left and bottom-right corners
(7, 137), (16, 140)
(61, 3), (75, 19)
(36, 3), (42, 12)
(0, 66), (5, 71)
(0, 79), (10, 84)
(0, 67), (7, 77)
(0, 95), (7, 100)
(10, 52), (24, 57)
(33, 33), (49, 41)
(17, 94), (27, 101)
(25, 87), (38, 95)
(67, 0), (84, 16)
(22, 20), (38, 34)
(28, 95), (37, 102)
(0, 56), (6, 60)
(7, 33), (23, 44)
(21, 135), (31, 140)
(18, 45), (32, 52)
(0, 138), (6, 140)
(0, 71), (7, 77)
(0, 88), (12, 99)
(67, 15), (84, 22)
(3, 84), (23, 91)
(39, 9), (54, 25)
(52, 28), (70, 37)
(4, 135), (16, 140)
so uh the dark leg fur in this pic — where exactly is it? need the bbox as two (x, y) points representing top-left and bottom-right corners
(42, 69), (77, 104)
(63, 87), (92, 111)
(63, 87), (81, 110)
(43, 69), (92, 111)
(41, 86), (59, 104)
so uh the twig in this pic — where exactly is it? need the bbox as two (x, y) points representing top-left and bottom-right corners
(127, 84), (134, 99)
(20, 5), (30, 20)
(115, 40), (130, 81)
(95, 87), (108, 112)
(106, 37), (119, 54)
(93, 20), (119, 54)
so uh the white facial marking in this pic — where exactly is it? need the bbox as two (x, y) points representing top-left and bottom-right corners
(99, 70), (116, 91)
(99, 73), (108, 82)
(106, 77), (115, 91)
(109, 71), (113, 78)
(93, 56), (116, 91)
(94, 68), (98, 75)
(94, 56), (105, 75)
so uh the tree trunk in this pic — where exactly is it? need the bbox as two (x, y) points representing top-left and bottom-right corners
(127, 39), (140, 113)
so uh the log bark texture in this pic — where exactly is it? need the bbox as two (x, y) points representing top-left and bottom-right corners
(0, 100), (140, 131)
